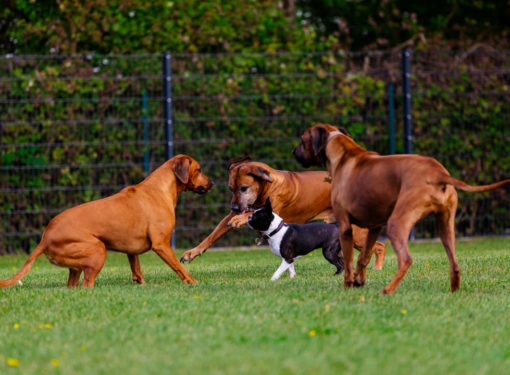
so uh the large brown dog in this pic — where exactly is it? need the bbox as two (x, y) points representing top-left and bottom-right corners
(179, 156), (386, 269)
(294, 123), (510, 294)
(0, 155), (213, 288)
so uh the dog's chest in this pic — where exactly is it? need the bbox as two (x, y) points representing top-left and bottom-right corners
(267, 227), (288, 258)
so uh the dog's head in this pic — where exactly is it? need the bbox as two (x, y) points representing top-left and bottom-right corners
(228, 156), (273, 213)
(172, 154), (214, 195)
(293, 124), (348, 167)
(247, 197), (275, 232)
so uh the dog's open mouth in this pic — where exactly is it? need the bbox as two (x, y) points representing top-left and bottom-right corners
(241, 208), (253, 214)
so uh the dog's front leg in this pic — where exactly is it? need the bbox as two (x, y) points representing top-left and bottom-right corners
(271, 259), (292, 281)
(288, 263), (296, 278)
(338, 220), (355, 289)
(354, 227), (382, 287)
(153, 242), (197, 284)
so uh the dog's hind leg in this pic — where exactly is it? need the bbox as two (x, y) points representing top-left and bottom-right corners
(127, 254), (145, 284)
(81, 243), (107, 288)
(322, 245), (344, 275)
(372, 242), (386, 270)
(382, 200), (422, 295)
(436, 204), (460, 292)
(271, 259), (292, 281)
(67, 269), (82, 288)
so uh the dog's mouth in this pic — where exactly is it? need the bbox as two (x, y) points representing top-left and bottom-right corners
(232, 205), (254, 214)
(195, 186), (210, 195)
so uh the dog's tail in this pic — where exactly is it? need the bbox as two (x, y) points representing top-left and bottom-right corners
(438, 174), (510, 193)
(0, 243), (46, 288)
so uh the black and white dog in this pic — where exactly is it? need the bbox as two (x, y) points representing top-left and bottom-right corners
(247, 198), (344, 280)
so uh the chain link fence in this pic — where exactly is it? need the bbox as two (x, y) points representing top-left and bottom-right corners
(1, 50), (509, 254)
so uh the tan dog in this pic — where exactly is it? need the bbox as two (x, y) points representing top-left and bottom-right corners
(294, 124), (510, 294)
(0, 155), (213, 288)
(180, 156), (386, 269)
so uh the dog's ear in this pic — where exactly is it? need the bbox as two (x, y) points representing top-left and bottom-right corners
(265, 197), (272, 210)
(312, 126), (329, 156)
(173, 157), (191, 184)
(228, 156), (252, 171)
(248, 166), (273, 183)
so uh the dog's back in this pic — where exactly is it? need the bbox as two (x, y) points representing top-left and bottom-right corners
(284, 222), (344, 275)
(285, 222), (339, 252)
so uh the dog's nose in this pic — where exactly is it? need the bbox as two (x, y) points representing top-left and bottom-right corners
(231, 204), (240, 211)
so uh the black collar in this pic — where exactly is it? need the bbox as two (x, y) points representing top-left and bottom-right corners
(262, 220), (287, 240)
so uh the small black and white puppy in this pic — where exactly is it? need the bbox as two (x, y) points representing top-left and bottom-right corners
(247, 197), (344, 280)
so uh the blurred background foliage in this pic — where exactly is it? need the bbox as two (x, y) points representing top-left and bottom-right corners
(1, 0), (508, 54)
(0, 1), (509, 252)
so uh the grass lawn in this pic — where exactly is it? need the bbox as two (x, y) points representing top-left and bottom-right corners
(1, 237), (509, 374)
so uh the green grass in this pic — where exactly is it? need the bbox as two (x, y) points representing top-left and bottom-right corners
(1, 237), (510, 375)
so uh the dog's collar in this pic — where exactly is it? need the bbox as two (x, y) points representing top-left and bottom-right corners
(262, 220), (287, 240)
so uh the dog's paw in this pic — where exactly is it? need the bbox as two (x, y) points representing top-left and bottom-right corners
(353, 279), (366, 288)
(183, 277), (198, 284)
(343, 280), (355, 289)
(132, 277), (146, 285)
(228, 215), (249, 228)
(180, 249), (201, 263)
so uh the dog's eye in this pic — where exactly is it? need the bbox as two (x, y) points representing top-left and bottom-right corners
(240, 186), (248, 192)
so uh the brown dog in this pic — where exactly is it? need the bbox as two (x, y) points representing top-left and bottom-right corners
(179, 156), (386, 269)
(294, 123), (510, 294)
(0, 155), (213, 288)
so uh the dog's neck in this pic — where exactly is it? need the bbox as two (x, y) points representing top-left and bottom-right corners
(324, 131), (346, 177)
(327, 130), (344, 143)
(261, 212), (289, 256)
(261, 213), (286, 240)
(325, 131), (366, 177)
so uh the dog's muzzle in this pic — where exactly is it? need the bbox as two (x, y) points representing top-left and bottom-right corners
(196, 183), (213, 195)
(293, 147), (310, 168)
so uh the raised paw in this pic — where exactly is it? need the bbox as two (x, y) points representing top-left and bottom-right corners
(180, 248), (202, 263)
(228, 214), (249, 228)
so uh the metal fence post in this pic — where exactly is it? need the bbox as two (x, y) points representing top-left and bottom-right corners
(142, 90), (150, 175)
(402, 48), (415, 239)
(402, 48), (412, 154)
(163, 51), (176, 248)
(387, 83), (395, 154)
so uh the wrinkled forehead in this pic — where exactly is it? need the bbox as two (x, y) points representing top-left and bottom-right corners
(229, 165), (257, 187)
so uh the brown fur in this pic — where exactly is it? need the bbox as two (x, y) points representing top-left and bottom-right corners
(179, 158), (386, 269)
(294, 123), (510, 294)
(0, 155), (213, 288)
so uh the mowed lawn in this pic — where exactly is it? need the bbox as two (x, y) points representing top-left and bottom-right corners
(1, 237), (509, 375)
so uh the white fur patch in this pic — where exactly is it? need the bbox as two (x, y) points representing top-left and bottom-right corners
(261, 213), (297, 280)
(262, 213), (288, 258)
